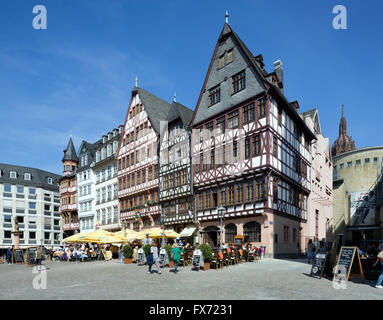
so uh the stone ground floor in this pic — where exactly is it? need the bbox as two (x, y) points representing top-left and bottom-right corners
(1, 258), (382, 300)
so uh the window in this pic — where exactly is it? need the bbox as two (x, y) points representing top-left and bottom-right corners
(24, 173), (31, 180)
(228, 186), (234, 204)
(227, 49), (233, 64)
(4, 183), (11, 192)
(246, 182), (253, 202)
(273, 136), (278, 158)
(278, 108), (282, 125)
(209, 86), (220, 106)
(29, 231), (36, 239)
(228, 111), (239, 129)
(237, 184), (243, 203)
(243, 103), (255, 124)
(29, 202), (36, 209)
(232, 70), (246, 93)
(17, 185), (24, 193)
(284, 226), (289, 242)
(4, 231), (12, 239)
(244, 222), (261, 242)
(4, 215), (12, 223)
(10, 171), (17, 179)
(220, 187), (226, 205)
(253, 135), (261, 156)
(255, 178), (265, 201)
(347, 161), (352, 167)
(273, 181), (278, 203)
(29, 187), (36, 195)
(365, 158), (370, 164)
(47, 177), (53, 184)
(340, 163), (344, 169)
(225, 224), (237, 243)
(216, 117), (225, 135)
(245, 138), (250, 159)
(257, 98), (266, 118)
(356, 159), (361, 165)
(218, 55), (225, 68)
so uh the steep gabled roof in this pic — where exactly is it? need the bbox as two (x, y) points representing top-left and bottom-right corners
(170, 101), (194, 129)
(191, 22), (316, 141)
(62, 137), (78, 162)
(132, 87), (173, 134)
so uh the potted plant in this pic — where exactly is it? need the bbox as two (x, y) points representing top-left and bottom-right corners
(122, 245), (133, 264)
(198, 244), (212, 270)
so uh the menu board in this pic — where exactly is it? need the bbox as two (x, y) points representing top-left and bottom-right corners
(13, 249), (24, 264)
(137, 248), (146, 265)
(333, 246), (364, 282)
(27, 247), (37, 265)
(159, 249), (169, 266)
(311, 253), (327, 278)
(192, 249), (204, 269)
(235, 238), (243, 247)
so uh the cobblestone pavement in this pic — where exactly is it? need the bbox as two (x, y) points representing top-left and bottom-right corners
(0, 258), (382, 300)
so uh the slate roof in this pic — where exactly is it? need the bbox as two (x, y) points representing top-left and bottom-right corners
(62, 137), (78, 162)
(193, 22), (316, 141)
(0, 163), (61, 192)
(133, 87), (173, 134)
(169, 101), (194, 129)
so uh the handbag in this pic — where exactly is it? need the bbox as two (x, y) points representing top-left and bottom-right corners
(377, 251), (383, 259)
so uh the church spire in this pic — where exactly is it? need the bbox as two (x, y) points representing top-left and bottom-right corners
(331, 104), (355, 157)
(225, 10), (229, 24)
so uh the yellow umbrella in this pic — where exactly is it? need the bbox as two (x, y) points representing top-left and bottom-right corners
(163, 229), (180, 238)
(79, 229), (123, 243)
(63, 232), (86, 243)
(139, 227), (164, 238)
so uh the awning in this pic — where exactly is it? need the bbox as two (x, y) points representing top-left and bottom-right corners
(180, 226), (196, 237)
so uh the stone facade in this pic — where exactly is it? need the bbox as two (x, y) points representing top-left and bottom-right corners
(333, 146), (383, 244)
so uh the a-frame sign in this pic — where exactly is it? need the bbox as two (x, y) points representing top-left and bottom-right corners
(333, 246), (364, 282)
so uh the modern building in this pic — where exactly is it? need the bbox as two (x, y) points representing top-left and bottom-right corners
(60, 137), (80, 238)
(93, 126), (122, 232)
(333, 146), (383, 244)
(159, 98), (195, 235)
(190, 17), (316, 257)
(331, 105), (356, 157)
(301, 109), (333, 247)
(117, 86), (178, 232)
(76, 139), (101, 233)
(0, 163), (61, 249)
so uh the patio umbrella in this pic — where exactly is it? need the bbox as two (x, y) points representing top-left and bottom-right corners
(62, 232), (86, 243)
(115, 229), (140, 242)
(79, 229), (123, 243)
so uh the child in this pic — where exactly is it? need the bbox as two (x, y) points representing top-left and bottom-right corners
(147, 249), (154, 274)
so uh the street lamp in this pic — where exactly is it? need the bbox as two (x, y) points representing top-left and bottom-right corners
(217, 206), (226, 250)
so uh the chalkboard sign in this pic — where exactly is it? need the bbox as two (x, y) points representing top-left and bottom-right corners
(137, 248), (146, 265)
(13, 249), (24, 264)
(311, 253), (328, 279)
(333, 246), (364, 282)
(192, 249), (204, 270)
(159, 249), (169, 266)
(235, 238), (243, 246)
(27, 247), (37, 266)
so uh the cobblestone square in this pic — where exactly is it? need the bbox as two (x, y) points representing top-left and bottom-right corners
(1, 258), (382, 300)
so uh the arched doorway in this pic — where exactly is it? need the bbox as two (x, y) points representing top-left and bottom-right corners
(203, 226), (220, 247)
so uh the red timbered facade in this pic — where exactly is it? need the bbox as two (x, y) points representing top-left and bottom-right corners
(191, 21), (316, 257)
(117, 86), (173, 231)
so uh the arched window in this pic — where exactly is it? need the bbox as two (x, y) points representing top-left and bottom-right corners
(225, 224), (237, 243)
(244, 221), (261, 242)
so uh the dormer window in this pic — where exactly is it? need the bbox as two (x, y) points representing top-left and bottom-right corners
(218, 55), (225, 69)
(0, 169), (3, 177)
(102, 136), (107, 143)
(47, 177), (53, 184)
(24, 173), (31, 180)
(227, 49), (233, 64)
(10, 171), (17, 179)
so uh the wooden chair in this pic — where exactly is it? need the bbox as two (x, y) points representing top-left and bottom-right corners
(222, 251), (230, 267)
(229, 250), (236, 265)
(210, 252), (219, 270)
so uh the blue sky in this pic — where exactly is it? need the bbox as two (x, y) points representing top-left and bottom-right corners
(0, 0), (382, 174)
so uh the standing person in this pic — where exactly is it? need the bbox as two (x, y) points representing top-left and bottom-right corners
(150, 243), (161, 274)
(6, 247), (12, 264)
(49, 247), (54, 261)
(373, 250), (383, 289)
(307, 240), (315, 264)
(35, 246), (42, 271)
(132, 245), (138, 263)
(147, 249), (154, 274)
(260, 246), (264, 260)
(170, 242), (184, 274)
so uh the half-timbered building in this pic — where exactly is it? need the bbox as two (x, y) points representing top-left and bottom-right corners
(60, 137), (80, 237)
(117, 86), (172, 231)
(190, 18), (316, 257)
(159, 99), (194, 234)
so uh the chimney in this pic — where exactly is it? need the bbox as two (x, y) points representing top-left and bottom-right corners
(273, 60), (283, 90)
